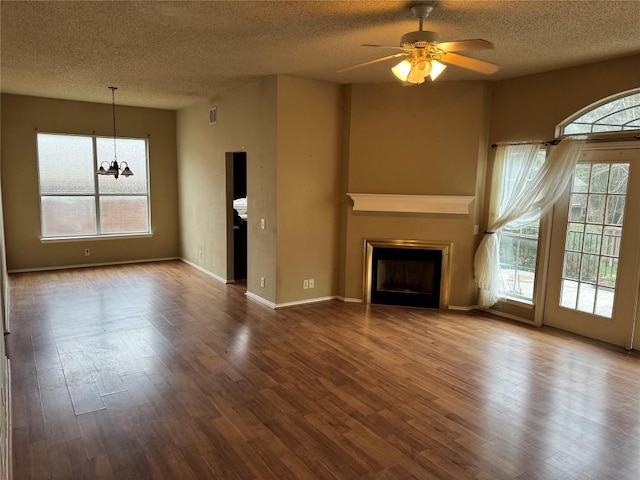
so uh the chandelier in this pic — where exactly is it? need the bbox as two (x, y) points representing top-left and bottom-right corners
(97, 86), (133, 179)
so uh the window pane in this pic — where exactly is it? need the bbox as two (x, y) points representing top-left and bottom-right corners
(583, 225), (602, 254)
(603, 226), (622, 257)
(586, 194), (605, 223)
(595, 287), (614, 317)
(37, 134), (95, 194)
(577, 283), (596, 313)
(499, 222), (539, 302)
(41, 196), (96, 236)
(572, 164), (591, 193)
(564, 124), (592, 135)
(566, 224), (584, 252)
(569, 194), (587, 222)
(598, 257), (617, 287)
(609, 164), (629, 193)
(560, 279), (578, 309)
(561, 92), (640, 136)
(590, 164), (610, 193)
(598, 106), (640, 127)
(580, 254), (598, 283)
(563, 252), (581, 280)
(605, 196), (625, 225)
(99, 196), (149, 234)
(560, 162), (629, 318)
(97, 138), (148, 194)
(592, 124), (621, 133)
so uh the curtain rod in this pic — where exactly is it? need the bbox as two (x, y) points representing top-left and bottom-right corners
(491, 140), (557, 148)
(491, 133), (640, 149)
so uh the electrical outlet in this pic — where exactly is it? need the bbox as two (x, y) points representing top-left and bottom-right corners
(260, 277), (265, 288)
(260, 218), (265, 230)
(303, 279), (309, 289)
(474, 225), (479, 235)
(198, 250), (203, 260)
(308, 278), (314, 289)
(84, 248), (91, 256)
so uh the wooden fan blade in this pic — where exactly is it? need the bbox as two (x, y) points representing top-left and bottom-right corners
(361, 44), (405, 50)
(338, 52), (408, 73)
(440, 52), (499, 74)
(437, 39), (494, 52)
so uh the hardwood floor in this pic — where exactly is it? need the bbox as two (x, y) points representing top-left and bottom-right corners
(8, 260), (640, 479)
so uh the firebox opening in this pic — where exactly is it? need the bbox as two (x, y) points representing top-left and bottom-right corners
(369, 245), (444, 309)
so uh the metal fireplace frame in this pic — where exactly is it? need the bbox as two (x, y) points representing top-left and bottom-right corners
(363, 239), (452, 309)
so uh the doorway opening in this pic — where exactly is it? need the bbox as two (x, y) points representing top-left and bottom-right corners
(226, 152), (247, 282)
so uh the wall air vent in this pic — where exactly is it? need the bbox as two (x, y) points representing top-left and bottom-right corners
(209, 106), (217, 125)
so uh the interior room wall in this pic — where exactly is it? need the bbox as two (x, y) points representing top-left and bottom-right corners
(176, 76), (278, 302)
(341, 81), (491, 306)
(490, 54), (640, 143)
(486, 54), (640, 321)
(0, 94), (179, 271)
(0, 147), (11, 479)
(275, 76), (343, 305)
(0, 166), (7, 329)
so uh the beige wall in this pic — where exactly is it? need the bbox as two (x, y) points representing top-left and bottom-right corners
(276, 76), (343, 304)
(486, 54), (640, 320)
(490, 55), (640, 144)
(177, 77), (278, 302)
(0, 94), (179, 271)
(0, 149), (7, 328)
(176, 75), (342, 305)
(342, 81), (492, 305)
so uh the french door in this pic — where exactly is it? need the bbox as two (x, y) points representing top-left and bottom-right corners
(544, 145), (640, 348)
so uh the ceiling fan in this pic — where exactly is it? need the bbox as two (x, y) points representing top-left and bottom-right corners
(339, 3), (499, 84)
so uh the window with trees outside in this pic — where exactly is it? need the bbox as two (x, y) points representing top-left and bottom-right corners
(37, 133), (150, 238)
(560, 162), (628, 317)
(561, 90), (640, 135)
(555, 89), (639, 317)
(498, 147), (547, 303)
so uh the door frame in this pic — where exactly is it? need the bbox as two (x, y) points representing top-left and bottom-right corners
(540, 141), (640, 348)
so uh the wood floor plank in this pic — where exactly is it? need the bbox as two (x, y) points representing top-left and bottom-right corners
(8, 260), (640, 479)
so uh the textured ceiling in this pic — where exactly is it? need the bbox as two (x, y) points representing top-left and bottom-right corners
(1, 1), (639, 110)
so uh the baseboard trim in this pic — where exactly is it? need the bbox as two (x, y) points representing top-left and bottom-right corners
(275, 296), (337, 309)
(448, 305), (477, 311)
(8, 257), (180, 274)
(336, 296), (363, 304)
(245, 291), (276, 309)
(481, 307), (536, 325)
(180, 258), (228, 284)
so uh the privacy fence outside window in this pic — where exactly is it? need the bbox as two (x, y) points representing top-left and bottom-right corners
(37, 133), (150, 238)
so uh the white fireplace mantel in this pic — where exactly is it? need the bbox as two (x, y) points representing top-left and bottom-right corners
(347, 193), (475, 215)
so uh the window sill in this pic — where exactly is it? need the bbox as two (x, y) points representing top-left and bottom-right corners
(41, 233), (153, 243)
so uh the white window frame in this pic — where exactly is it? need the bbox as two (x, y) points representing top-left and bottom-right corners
(36, 132), (152, 241)
(558, 88), (640, 136)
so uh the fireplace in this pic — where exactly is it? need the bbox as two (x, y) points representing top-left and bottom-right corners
(364, 240), (451, 309)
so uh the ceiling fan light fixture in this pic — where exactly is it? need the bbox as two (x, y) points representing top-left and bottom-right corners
(392, 59), (413, 81)
(393, 56), (432, 84)
(341, 3), (499, 82)
(408, 58), (431, 84)
(429, 60), (447, 80)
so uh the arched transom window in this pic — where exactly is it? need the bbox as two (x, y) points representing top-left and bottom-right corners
(559, 89), (640, 136)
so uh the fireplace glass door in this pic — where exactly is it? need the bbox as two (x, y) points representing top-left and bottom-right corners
(371, 247), (442, 308)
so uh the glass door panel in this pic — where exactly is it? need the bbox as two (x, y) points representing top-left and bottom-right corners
(558, 162), (628, 318)
(544, 146), (640, 348)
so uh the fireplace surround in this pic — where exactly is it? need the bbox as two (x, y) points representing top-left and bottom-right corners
(364, 239), (451, 309)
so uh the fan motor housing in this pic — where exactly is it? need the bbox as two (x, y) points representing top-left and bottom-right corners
(400, 30), (440, 48)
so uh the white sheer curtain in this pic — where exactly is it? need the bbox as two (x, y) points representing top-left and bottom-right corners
(474, 137), (586, 307)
